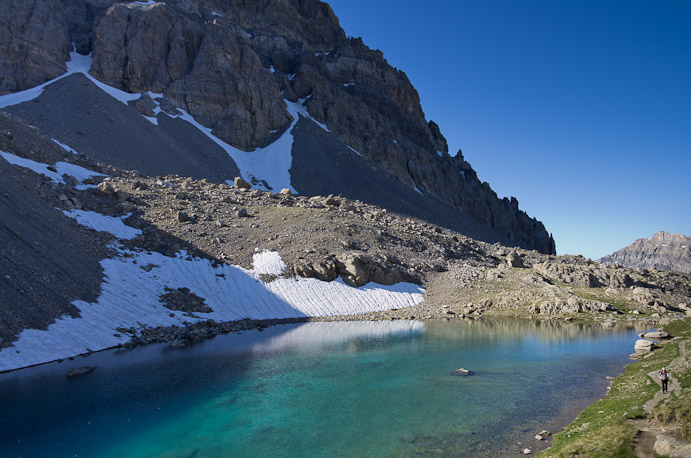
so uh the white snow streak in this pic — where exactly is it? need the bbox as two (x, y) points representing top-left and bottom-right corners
(0, 150), (105, 184)
(347, 146), (363, 157)
(0, 50), (139, 109)
(62, 210), (141, 240)
(52, 138), (79, 155)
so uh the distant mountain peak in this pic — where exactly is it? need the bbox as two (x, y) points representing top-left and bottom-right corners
(600, 232), (691, 273)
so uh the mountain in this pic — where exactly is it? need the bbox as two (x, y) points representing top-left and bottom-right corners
(0, 0), (554, 254)
(600, 232), (691, 274)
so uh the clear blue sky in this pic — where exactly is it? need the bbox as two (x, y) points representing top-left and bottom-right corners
(326, 0), (691, 259)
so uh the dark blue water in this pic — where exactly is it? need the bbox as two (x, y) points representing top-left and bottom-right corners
(0, 320), (642, 457)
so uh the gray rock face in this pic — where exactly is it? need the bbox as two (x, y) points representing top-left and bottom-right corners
(600, 232), (691, 274)
(0, 0), (70, 94)
(0, 0), (555, 253)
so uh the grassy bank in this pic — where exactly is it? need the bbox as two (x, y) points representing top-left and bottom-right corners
(536, 318), (691, 458)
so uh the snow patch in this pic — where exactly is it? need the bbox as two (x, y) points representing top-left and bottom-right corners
(413, 185), (424, 195)
(0, 50), (139, 109)
(0, 150), (105, 184)
(437, 150), (444, 157)
(0, 249), (424, 372)
(62, 210), (141, 240)
(143, 116), (158, 125)
(252, 250), (286, 276)
(52, 139), (79, 155)
(288, 98), (329, 132)
(211, 11), (223, 17)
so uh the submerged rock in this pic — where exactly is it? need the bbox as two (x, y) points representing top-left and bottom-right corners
(450, 368), (473, 376)
(66, 366), (96, 378)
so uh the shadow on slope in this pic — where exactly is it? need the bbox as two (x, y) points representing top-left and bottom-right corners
(290, 118), (511, 246)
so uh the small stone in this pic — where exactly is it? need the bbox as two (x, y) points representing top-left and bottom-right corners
(523, 448), (532, 455)
(237, 208), (248, 217)
(177, 211), (189, 222)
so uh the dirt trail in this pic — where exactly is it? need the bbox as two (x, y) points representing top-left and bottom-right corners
(643, 340), (687, 414)
(631, 339), (689, 458)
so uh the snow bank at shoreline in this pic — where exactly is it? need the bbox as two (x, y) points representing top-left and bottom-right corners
(0, 246), (424, 372)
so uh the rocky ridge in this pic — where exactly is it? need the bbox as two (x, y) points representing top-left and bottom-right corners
(0, 0), (554, 253)
(601, 231), (691, 274)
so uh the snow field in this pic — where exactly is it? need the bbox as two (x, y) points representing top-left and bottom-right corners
(0, 247), (424, 372)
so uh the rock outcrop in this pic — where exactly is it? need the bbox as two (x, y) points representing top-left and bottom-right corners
(600, 232), (691, 274)
(0, 0), (70, 94)
(0, 0), (554, 253)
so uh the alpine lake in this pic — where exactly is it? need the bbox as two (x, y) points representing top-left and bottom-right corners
(0, 318), (646, 457)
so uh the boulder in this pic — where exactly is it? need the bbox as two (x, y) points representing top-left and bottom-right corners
(324, 195), (341, 207)
(293, 258), (338, 282)
(506, 252), (524, 268)
(128, 93), (157, 117)
(96, 181), (116, 197)
(634, 339), (655, 353)
(654, 435), (691, 458)
(233, 177), (252, 190)
(642, 331), (671, 340)
(335, 253), (370, 287)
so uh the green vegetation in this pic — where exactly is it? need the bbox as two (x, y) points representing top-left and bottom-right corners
(570, 286), (638, 314)
(537, 318), (691, 458)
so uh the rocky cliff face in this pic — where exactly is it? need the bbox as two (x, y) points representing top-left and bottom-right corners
(0, 0), (555, 254)
(600, 232), (691, 274)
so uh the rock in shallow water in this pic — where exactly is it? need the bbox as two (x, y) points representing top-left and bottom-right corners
(66, 366), (96, 378)
(450, 368), (473, 376)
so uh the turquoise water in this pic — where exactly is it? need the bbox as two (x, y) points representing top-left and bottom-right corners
(0, 320), (642, 457)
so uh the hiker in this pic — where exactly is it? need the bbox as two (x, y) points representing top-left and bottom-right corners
(658, 367), (670, 393)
